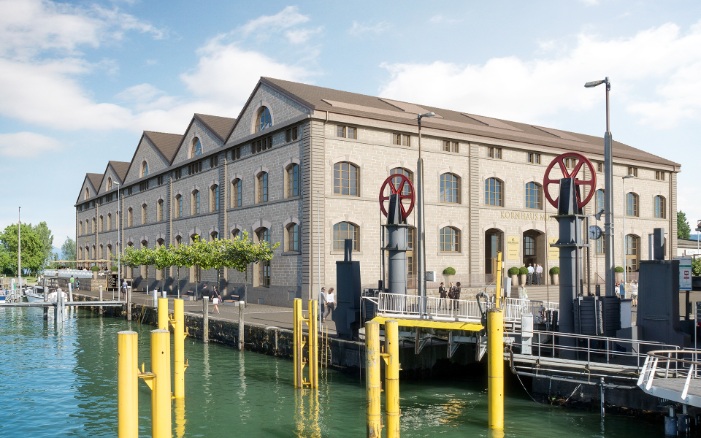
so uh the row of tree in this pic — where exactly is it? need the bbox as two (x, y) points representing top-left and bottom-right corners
(121, 232), (279, 296)
(0, 222), (54, 276)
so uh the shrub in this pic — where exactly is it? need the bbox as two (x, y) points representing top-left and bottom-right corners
(518, 267), (529, 275)
(111, 266), (118, 272)
(614, 266), (624, 273)
(507, 267), (520, 276)
(549, 266), (560, 275)
(443, 267), (456, 276)
(90, 265), (100, 272)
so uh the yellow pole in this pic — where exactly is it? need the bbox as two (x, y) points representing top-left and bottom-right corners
(495, 252), (503, 309)
(365, 321), (382, 438)
(488, 309), (504, 432)
(385, 320), (400, 438)
(174, 397), (186, 438)
(151, 329), (172, 438)
(158, 297), (169, 331)
(308, 299), (319, 389)
(293, 298), (302, 388)
(118, 331), (138, 438)
(173, 298), (186, 399)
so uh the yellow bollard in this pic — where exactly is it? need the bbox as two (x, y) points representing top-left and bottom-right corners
(151, 329), (172, 438)
(174, 397), (186, 438)
(293, 298), (302, 388)
(488, 309), (504, 432)
(385, 320), (400, 438)
(365, 321), (382, 438)
(118, 331), (139, 438)
(173, 299), (186, 399)
(308, 299), (318, 389)
(158, 297), (169, 331)
(495, 251), (503, 309)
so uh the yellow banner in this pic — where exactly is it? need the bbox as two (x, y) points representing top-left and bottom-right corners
(506, 235), (520, 260)
(548, 237), (559, 260)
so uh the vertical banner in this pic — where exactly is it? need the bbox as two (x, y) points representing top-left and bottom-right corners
(506, 236), (519, 260)
(548, 237), (559, 261)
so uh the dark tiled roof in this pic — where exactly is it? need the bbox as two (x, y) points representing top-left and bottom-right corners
(108, 161), (130, 182)
(144, 131), (183, 164)
(86, 173), (102, 191)
(261, 77), (679, 169)
(195, 114), (236, 142)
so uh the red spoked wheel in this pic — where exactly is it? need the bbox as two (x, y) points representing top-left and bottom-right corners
(543, 152), (597, 209)
(379, 174), (415, 219)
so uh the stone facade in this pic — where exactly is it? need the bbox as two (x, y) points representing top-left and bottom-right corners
(75, 78), (680, 308)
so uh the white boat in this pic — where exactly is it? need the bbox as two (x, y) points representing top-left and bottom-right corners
(24, 287), (45, 303)
(48, 289), (68, 304)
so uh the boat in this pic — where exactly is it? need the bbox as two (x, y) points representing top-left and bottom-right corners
(24, 287), (45, 303)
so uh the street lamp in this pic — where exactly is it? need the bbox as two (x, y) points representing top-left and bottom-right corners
(115, 182), (121, 302)
(622, 175), (633, 285)
(585, 77), (616, 297)
(416, 111), (435, 312)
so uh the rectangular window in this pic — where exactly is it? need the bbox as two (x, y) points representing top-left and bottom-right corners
(231, 147), (241, 161)
(627, 166), (638, 177)
(597, 162), (604, 173)
(157, 175), (164, 186)
(443, 140), (459, 153)
(488, 147), (502, 159)
(139, 181), (148, 192)
(393, 133), (411, 146)
(285, 126), (299, 142)
(126, 188), (132, 196)
(251, 135), (272, 154)
(655, 171), (665, 181)
(564, 157), (577, 169)
(174, 168), (182, 180)
(336, 125), (357, 139)
(210, 155), (218, 168)
(188, 161), (202, 175)
(528, 152), (541, 164)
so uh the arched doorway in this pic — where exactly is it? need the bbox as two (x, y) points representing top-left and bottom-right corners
(523, 230), (545, 284)
(625, 234), (641, 274)
(485, 228), (504, 282)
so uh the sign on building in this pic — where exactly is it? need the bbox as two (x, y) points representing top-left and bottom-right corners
(680, 257), (692, 291)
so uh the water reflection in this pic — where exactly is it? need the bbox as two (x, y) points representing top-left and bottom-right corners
(295, 389), (321, 437)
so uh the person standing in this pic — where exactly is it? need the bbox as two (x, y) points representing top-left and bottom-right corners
(319, 287), (327, 321)
(76, 278), (80, 291)
(535, 264), (543, 285)
(323, 287), (335, 322)
(122, 279), (128, 299)
(211, 286), (221, 314)
(438, 282), (448, 311)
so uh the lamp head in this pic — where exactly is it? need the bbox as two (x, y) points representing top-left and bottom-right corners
(595, 209), (605, 221)
(418, 111), (436, 121)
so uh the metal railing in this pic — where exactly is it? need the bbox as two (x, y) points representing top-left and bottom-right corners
(638, 350), (701, 397)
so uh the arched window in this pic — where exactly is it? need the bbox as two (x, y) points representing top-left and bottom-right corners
(84, 188), (90, 200)
(79, 221), (83, 236)
(654, 195), (666, 219)
(525, 182), (542, 209)
(231, 229), (240, 240)
(174, 195), (182, 218)
(91, 217), (96, 233)
(127, 208), (133, 227)
(210, 231), (218, 240)
(439, 226), (460, 252)
(626, 234), (641, 272)
(175, 235), (182, 246)
(257, 172), (268, 203)
(390, 167), (414, 196)
(107, 177), (112, 191)
(256, 107), (272, 132)
(334, 162), (359, 196)
(157, 199), (163, 221)
(191, 190), (200, 215)
(286, 223), (300, 252)
(484, 178), (503, 206)
(210, 185), (219, 212)
(626, 192), (639, 217)
(191, 137), (202, 158)
(440, 173), (460, 203)
(231, 179), (242, 207)
(99, 215), (104, 232)
(141, 161), (149, 177)
(141, 203), (148, 225)
(257, 228), (271, 287)
(107, 213), (111, 231)
(286, 164), (300, 197)
(333, 222), (360, 251)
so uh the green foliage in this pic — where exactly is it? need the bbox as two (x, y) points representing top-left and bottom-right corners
(678, 211), (691, 239)
(0, 223), (48, 276)
(614, 266), (624, 273)
(549, 266), (560, 275)
(61, 237), (76, 268)
(90, 265), (100, 272)
(518, 266), (528, 275)
(507, 267), (520, 276)
(693, 258), (701, 277)
(442, 266), (456, 276)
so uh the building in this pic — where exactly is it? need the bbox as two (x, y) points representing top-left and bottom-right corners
(75, 77), (680, 306)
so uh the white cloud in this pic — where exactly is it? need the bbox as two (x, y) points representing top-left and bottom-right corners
(239, 6), (310, 37)
(349, 21), (391, 37)
(429, 15), (462, 25)
(0, 132), (61, 157)
(379, 20), (701, 128)
(285, 27), (323, 45)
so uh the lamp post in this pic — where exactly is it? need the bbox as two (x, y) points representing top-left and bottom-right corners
(585, 77), (615, 297)
(622, 175), (633, 285)
(416, 111), (435, 313)
(115, 182), (121, 302)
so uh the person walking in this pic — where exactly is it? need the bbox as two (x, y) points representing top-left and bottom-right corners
(323, 287), (335, 322)
(212, 286), (221, 314)
(319, 287), (326, 321)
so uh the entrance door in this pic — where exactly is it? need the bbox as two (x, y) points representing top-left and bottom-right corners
(485, 229), (503, 282)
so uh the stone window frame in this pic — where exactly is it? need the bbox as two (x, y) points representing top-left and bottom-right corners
(333, 221), (360, 252)
(440, 172), (461, 204)
(334, 161), (360, 196)
(439, 226), (461, 253)
(484, 177), (504, 207)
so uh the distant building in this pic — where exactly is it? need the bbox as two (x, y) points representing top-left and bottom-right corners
(75, 77), (680, 306)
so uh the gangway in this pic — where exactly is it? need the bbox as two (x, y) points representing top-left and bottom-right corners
(638, 350), (701, 407)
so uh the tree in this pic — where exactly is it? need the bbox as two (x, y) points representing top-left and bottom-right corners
(33, 222), (54, 269)
(0, 223), (45, 276)
(678, 211), (691, 239)
(61, 237), (76, 268)
(693, 258), (701, 277)
(152, 244), (176, 292)
(220, 231), (279, 302)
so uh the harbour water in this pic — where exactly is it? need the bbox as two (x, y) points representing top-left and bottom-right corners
(0, 307), (664, 437)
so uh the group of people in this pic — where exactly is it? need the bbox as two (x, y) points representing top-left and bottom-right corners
(526, 264), (544, 285)
(438, 281), (462, 310)
(319, 287), (336, 323)
(615, 280), (639, 306)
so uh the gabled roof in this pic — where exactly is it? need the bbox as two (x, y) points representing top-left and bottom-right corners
(260, 77), (680, 170)
(86, 173), (102, 191)
(76, 173), (102, 204)
(194, 114), (236, 142)
(143, 131), (183, 164)
(109, 160), (130, 182)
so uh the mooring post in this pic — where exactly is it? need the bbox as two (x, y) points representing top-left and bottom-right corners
(488, 308), (504, 432)
(158, 297), (168, 331)
(365, 321), (382, 438)
(238, 300), (245, 351)
(600, 377), (605, 418)
(117, 331), (138, 438)
(293, 298), (302, 388)
(203, 294), (209, 344)
(308, 299), (319, 389)
(173, 299), (186, 399)
(99, 285), (103, 314)
(385, 320), (400, 438)
(151, 329), (172, 438)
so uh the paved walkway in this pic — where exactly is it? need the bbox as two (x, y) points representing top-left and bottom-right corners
(73, 288), (337, 334)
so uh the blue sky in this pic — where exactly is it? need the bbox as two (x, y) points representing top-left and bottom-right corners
(1, 0), (701, 247)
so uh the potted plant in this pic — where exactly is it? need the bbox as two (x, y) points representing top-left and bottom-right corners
(507, 267), (519, 287)
(443, 267), (456, 283)
(549, 266), (560, 285)
(518, 266), (528, 285)
(91, 265), (100, 279)
(614, 266), (624, 283)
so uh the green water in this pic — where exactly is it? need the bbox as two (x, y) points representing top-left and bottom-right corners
(0, 307), (663, 437)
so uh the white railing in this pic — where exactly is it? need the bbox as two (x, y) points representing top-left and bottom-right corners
(638, 350), (701, 398)
(374, 292), (559, 324)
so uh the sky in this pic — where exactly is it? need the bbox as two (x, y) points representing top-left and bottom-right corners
(1, 0), (701, 249)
